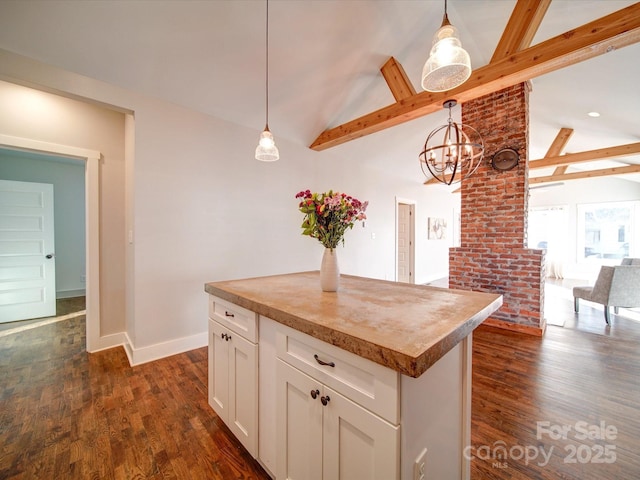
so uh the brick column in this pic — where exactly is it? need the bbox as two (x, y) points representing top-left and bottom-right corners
(449, 83), (546, 335)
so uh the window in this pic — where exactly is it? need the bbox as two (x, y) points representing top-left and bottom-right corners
(528, 206), (567, 252)
(577, 201), (638, 264)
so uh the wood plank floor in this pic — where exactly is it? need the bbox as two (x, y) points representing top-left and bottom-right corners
(1, 288), (639, 479)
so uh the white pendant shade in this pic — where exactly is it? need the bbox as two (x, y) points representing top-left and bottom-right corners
(255, 126), (279, 162)
(421, 15), (471, 92)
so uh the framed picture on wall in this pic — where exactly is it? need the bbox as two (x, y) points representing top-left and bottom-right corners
(428, 217), (447, 240)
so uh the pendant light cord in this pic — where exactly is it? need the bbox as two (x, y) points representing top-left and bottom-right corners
(265, 0), (269, 127)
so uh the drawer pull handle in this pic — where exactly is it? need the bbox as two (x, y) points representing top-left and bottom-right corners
(314, 354), (335, 368)
(310, 389), (319, 399)
(225, 311), (235, 318)
(321, 395), (330, 406)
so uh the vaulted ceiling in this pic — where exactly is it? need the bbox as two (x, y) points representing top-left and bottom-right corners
(0, 0), (638, 184)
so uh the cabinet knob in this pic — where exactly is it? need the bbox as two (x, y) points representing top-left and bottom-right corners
(225, 311), (235, 318)
(314, 354), (335, 368)
(221, 333), (226, 340)
(310, 389), (319, 399)
(320, 395), (330, 406)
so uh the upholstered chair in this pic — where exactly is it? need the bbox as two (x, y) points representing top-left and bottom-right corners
(573, 260), (640, 324)
(621, 257), (640, 266)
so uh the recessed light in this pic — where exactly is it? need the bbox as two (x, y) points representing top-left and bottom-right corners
(588, 111), (600, 118)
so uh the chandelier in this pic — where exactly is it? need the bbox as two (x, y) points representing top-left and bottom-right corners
(255, 0), (279, 162)
(419, 100), (484, 185)
(421, 0), (472, 92)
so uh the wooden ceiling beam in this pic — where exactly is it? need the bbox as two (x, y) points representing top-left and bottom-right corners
(545, 128), (574, 157)
(310, 3), (640, 151)
(428, 136), (640, 188)
(530, 164), (640, 184)
(530, 142), (640, 169)
(380, 57), (416, 102)
(491, 0), (552, 62)
(546, 127), (574, 175)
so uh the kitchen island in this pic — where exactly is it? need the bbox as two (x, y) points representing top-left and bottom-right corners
(205, 272), (502, 480)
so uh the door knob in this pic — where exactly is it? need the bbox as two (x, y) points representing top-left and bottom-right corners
(46, 254), (54, 259)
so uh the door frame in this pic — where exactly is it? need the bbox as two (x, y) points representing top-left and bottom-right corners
(395, 197), (416, 284)
(0, 134), (102, 351)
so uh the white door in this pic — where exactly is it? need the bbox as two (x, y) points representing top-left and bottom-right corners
(0, 179), (56, 323)
(397, 202), (414, 283)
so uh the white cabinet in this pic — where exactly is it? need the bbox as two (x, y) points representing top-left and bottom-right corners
(276, 359), (324, 480)
(208, 297), (258, 458)
(210, 297), (472, 480)
(277, 359), (399, 480)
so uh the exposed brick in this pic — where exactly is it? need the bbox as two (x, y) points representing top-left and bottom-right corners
(450, 84), (544, 331)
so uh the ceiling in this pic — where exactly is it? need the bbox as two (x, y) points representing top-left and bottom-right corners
(0, 0), (638, 185)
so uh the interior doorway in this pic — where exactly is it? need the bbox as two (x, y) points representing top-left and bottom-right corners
(396, 198), (415, 283)
(0, 134), (101, 351)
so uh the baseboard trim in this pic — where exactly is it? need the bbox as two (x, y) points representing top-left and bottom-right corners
(87, 331), (127, 353)
(482, 317), (545, 336)
(123, 331), (208, 366)
(123, 332), (135, 366)
(57, 289), (86, 299)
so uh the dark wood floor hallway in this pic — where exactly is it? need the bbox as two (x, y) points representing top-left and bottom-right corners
(1, 288), (639, 479)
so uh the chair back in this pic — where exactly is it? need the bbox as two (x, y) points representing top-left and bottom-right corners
(621, 257), (640, 265)
(608, 265), (640, 307)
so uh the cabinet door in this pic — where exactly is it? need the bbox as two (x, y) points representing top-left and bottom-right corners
(209, 320), (230, 419)
(277, 360), (323, 480)
(322, 387), (400, 480)
(228, 331), (258, 457)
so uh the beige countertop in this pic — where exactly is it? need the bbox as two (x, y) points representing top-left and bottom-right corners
(204, 272), (502, 378)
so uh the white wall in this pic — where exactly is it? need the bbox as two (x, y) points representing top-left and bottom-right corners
(0, 48), (457, 363)
(0, 149), (86, 297)
(529, 176), (640, 278)
(314, 159), (459, 284)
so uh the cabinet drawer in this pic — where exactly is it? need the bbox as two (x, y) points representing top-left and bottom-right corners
(275, 321), (399, 424)
(209, 295), (258, 343)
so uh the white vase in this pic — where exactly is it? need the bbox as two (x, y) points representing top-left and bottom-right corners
(320, 248), (339, 292)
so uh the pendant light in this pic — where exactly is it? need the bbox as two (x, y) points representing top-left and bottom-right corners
(421, 0), (472, 92)
(255, 0), (279, 162)
(419, 100), (483, 185)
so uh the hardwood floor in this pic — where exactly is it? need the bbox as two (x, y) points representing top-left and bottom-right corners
(0, 316), (266, 479)
(0, 296), (86, 334)
(1, 287), (638, 479)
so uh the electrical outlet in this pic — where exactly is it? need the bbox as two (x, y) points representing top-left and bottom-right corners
(414, 447), (427, 480)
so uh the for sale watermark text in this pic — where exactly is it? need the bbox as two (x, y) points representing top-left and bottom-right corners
(465, 420), (618, 469)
